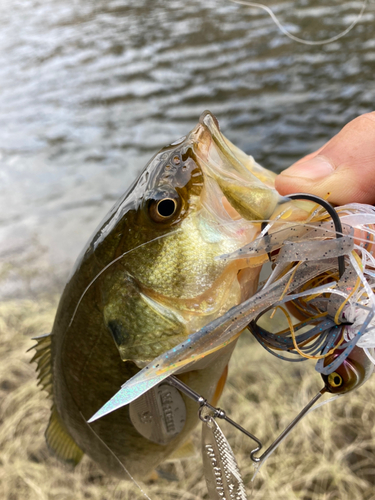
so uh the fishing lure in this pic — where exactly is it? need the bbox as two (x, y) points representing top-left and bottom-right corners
(90, 202), (375, 416)
(90, 195), (375, 497)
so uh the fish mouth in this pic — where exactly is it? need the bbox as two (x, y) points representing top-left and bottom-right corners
(191, 111), (284, 222)
(184, 110), (313, 229)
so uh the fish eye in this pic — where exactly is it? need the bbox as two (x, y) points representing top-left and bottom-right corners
(157, 198), (177, 217)
(149, 196), (180, 223)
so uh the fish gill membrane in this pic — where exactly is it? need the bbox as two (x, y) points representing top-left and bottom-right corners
(27, 111), (375, 499)
(231, 0), (368, 46)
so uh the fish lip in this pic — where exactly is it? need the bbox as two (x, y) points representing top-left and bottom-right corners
(193, 111), (250, 183)
(199, 109), (221, 130)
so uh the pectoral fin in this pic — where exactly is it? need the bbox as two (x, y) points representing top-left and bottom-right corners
(103, 275), (187, 365)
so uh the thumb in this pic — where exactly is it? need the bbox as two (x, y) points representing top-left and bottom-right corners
(275, 112), (375, 205)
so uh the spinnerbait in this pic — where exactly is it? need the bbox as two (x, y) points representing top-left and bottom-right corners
(89, 193), (375, 498)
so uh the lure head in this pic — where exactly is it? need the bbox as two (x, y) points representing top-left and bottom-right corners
(322, 346), (374, 394)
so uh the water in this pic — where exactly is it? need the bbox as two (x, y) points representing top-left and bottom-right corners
(0, 0), (374, 296)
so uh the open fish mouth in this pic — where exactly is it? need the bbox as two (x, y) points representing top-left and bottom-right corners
(154, 110), (311, 246)
(194, 111), (283, 221)
(156, 110), (288, 225)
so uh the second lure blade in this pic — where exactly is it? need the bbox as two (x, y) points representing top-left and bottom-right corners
(202, 416), (248, 500)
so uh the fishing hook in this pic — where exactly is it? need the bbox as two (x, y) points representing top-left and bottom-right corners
(288, 193), (345, 278)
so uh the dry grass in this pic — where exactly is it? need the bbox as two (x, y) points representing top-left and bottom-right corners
(2, 287), (375, 499)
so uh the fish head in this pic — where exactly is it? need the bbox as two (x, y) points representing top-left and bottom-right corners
(85, 112), (317, 421)
(82, 111), (309, 367)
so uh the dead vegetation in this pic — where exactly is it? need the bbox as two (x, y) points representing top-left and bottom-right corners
(1, 283), (375, 499)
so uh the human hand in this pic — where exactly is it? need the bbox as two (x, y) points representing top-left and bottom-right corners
(275, 112), (375, 206)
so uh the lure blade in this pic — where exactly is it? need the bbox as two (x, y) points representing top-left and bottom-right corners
(202, 416), (247, 500)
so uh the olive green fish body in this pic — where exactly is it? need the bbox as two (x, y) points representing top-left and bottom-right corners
(34, 111), (309, 478)
(51, 273), (231, 477)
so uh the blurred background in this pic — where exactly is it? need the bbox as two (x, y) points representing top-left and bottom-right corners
(1, 0), (375, 499)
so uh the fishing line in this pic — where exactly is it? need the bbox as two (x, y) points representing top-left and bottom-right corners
(81, 412), (153, 500)
(231, 0), (367, 45)
(68, 229), (182, 328)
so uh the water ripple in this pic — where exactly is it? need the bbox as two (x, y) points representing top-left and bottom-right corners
(0, 0), (374, 275)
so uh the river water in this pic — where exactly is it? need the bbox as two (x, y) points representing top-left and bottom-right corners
(0, 0), (374, 296)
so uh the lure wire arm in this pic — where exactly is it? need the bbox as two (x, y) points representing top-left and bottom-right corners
(167, 375), (262, 456)
(167, 376), (327, 465)
(250, 386), (327, 463)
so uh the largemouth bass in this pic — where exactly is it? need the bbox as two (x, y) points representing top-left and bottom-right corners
(32, 111), (308, 479)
